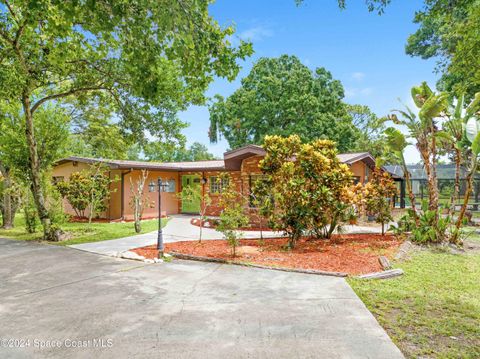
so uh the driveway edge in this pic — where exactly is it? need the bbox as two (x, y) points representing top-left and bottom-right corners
(169, 251), (348, 277)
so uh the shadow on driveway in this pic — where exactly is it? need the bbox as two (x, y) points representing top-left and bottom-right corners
(0, 238), (403, 358)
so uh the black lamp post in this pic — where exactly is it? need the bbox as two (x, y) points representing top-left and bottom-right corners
(150, 179), (168, 258)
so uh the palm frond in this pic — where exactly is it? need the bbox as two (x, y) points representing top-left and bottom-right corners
(465, 92), (480, 120)
(419, 93), (448, 124)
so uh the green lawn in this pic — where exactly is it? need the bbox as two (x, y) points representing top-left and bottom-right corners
(0, 215), (168, 246)
(349, 240), (480, 358)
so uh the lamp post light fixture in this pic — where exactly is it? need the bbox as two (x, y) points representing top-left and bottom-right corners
(150, 179), (169, 258)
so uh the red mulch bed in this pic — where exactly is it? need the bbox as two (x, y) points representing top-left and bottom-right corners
(132, 233), (402, 275)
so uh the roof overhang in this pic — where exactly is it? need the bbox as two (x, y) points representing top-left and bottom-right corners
(55, 148), (379, 174)
(340, 153), (376, 168)
(223, 145), (266, 170)
(54, 157), (226, 172)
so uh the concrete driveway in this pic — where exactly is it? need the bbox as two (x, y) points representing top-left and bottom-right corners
(0, 238), (403, 359)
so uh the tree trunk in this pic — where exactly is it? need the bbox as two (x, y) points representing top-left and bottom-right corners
(0, 162), (14, 229)
(134, 220), (141, 233)
(288, 230), (301, 249)
(88, 201), (94, 225)
(449, 147), (461, 214)
(258, 212), (264, 240)
(22, 93), (56, 241)
(419, 147), (439, 213)
(452, 157), (477, 244)
(327, 217), (337, 239)
(429, 129), (441, 239)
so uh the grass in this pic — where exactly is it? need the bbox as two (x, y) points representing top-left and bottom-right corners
(0, 214), (168, 246)
(348, 243), (480, 358)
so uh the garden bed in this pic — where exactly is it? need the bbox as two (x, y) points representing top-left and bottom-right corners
(132, 233), (402, 275)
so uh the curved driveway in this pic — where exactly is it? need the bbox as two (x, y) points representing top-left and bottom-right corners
(0, 238), (403, 358)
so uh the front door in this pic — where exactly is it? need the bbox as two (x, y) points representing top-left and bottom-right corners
(181, 175), (201, 213)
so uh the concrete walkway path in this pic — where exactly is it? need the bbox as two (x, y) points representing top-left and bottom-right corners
(69, 215), (383, 257)
(68, 215), (284, 256)
(1, 238), (404, 358)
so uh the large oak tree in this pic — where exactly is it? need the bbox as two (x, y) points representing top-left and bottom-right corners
(209, 55), (357, 151)
(0, 0), (251, 240)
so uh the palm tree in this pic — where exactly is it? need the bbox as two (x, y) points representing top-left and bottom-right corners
(386, 82), (448, 240)
(439, 96), (466, 215)
(452, 93), (480, 243)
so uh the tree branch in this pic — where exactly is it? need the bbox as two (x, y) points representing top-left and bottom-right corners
(4, 0), (19, 24)
(65, 59), (129, 87)
(13, 22), (25, 47)
(30, 85), (108, 114)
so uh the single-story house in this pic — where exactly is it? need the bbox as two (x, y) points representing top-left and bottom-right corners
(52, 145), (377, 221)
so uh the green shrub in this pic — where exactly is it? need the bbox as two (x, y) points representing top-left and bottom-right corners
(217, 174), (249, 257)
(392, 201), (452, 243)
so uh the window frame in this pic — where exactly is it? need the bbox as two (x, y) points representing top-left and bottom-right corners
(209, 176), (228, 194)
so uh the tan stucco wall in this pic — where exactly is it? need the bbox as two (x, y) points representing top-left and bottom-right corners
(52, 161), (96, 218)
(52, 163), (180, 220)
(349, 161), (368, 183)
(120, 170), (180, 220)
(109, 170), (123, 220)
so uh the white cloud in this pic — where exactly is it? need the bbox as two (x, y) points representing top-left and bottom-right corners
(351, 72), (366, 81)
(239, 25), (274, 42)
(344, 87), (373, 99)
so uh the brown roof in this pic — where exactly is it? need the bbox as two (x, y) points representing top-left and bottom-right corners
(337, 152), (376, 167)
(55, 148), (376, 172)
(55, 157), (225, 171)
(224, 145), (266, 170)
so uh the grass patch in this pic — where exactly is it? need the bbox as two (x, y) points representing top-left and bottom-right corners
(348, 250), (480, 358)
(0, 214), (168, 246)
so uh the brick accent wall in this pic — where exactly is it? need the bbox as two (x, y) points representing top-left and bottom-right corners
(178, 156), (265, 219)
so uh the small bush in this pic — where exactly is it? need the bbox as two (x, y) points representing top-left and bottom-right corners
(217, 174), (249, 257)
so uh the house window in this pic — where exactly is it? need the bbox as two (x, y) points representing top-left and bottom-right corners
(353, 176), (361, 185)
(152, 179), (176, 193)
(209, 176), (228, 194)
(166, 179), (176, 193)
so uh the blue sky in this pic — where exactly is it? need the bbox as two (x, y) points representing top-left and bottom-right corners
(179, 0), (439, 163)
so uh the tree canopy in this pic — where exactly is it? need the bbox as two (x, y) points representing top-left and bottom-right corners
(0, 101), (70, 180)
(0, 0), (252, 240)
(405, 0), (480, 98)
(143, 141), (217, 162)
(209, 55), (357, 152)
(347, 104), (395, 162)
